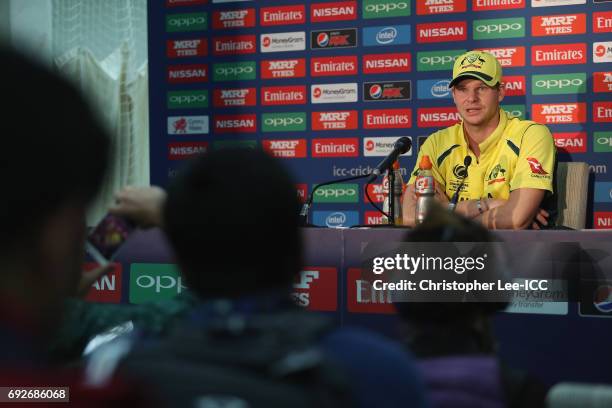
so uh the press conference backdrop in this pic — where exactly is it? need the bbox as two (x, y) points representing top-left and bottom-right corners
(147, 0), (612, 228)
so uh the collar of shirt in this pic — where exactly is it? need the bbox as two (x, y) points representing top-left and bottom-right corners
(459, 109), (508, 160)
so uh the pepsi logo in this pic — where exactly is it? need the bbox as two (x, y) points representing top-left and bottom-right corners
(317, 33), (329, 47)
(369, 84), (383, 99)
(594, 285), (612, 313)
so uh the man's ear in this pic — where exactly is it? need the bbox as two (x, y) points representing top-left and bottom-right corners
(497, 84), (505, 103)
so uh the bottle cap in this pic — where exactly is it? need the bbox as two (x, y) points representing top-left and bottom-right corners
(419, 155), (432, 170)
(392, 160), (400, 170)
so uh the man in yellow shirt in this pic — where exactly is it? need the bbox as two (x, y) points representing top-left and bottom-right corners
(402, 50), (555, 229)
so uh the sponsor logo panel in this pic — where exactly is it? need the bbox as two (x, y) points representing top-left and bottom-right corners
(311, 1), (358, 23)
(363, 53), (411, 74)
(212, 140), (257, 150)
(363, 109), (412, 129)
(594, 182), (612, 203)
(477, 46), (525, 67)
(363, 81), (411, 101)
(593, 12), (612, 33)
(532, 73), (586, 95)
(261, 112), (307, 132)
(213, 61), (256, 81)
(553, 132), (587, 153)
(365, 184), (385, 204)
(417, 49), (466, 71)
(167, 38), (208, 58)
(311, 55), (358, 77)
(84, 263), (122, 303)
(417, 79), (452, 99)
(167, 64), (208, 83)
(417, 0), (466, 15)
(213, 35), (256, 56)
(472, 0), (525, 11)
(363, 25), (411, 47)
(594, 212), (612, 229)
(168, 142), (209, 160)
(531, 43), (586, 66)
(262, 85), (307, 105)
(532, 103), (586, 124)
(166, 0), (207, 6)
(347, 268), (396, 314)
(416, 21), (467, 43)
(364, 211), (386, 225)
(313, 211), (359, 227)
(364, 136), (413, 156)
(261, 32), (306, 53)
(312, 110), (358, 131)
(292, 268), (338, 311)
(166, 12), (208, 32)
(167, 115), (209, 134)
(594, 102), (612, 122)
(501, 76), (526, 96)
(260, 5), (305, 26)
(296, 184), (307, 203)
(311, 138), (359, 157)
(579, 280), (612, 317)
(129, 264), (186, 304)
(594, 131), (612, 152)
(262, 139), (307, 158)
(313, 184), (359, 203)
(532, 13), (586, 36)
(532, 0), (585, 7)
(312, 83), (358, 104)
(418, 107), (461, 127)
(502, 104), (525, 120)
(311, 29), (358, 50)
(212, 8), (255, 29)
(594, 72), (612, 93)
(261, 58), (306, 79)
(473, 18), (525, 40)
(213, 88), (256, 107)
(214, 114), (257, 133)
(364, 0), (411, 18)
(594, 42), (612, 63)
(167, 90), (209, 109)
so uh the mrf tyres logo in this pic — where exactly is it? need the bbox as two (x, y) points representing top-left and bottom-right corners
(363, 53), (411, 74)
(594, 42), (612, 63)
(213, 61), (256, 81)
(363, 108), (412, 129)
(311, 83), (358, 104)
(166, 38), (207, 58)
(532, 14), (586, 36)
(262, 139), (307, 158)
(311, 1), (357, 23)
(291, 268), (338, 311)
(213, 88), (256, 107)
(260, 32), (306, 53)
(594, 72), (612, 93)
(313, 184), (359, 203)
(417, 21), (466, 43)
(417, 49), (465, 71)
(532, 73), (586, 95)
(477, 46), (525, 67)
(364, 0), (411, 18)
(311, 29), (357, 50)
(473, 18), (525, 40)
(262, 112), (306, 132)
(168, 142), (209, 160)
(532, 103), (586, 124)
(167, 116), (209, 135)
(214, 114), (257, 133)
(261, 58), (306, 79)
(212, 8), (255, 30)
(364, 81), (411, 102)
(167, 64), (208, 83)
(531, 43), (586, 66)
(311, 138), (359, 157)
(417, 0), (466, 15)
(166, 13), (208, 32)
(312, 110), (358, 131)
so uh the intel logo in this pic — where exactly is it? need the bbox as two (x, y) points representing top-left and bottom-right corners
(326, 212), (347, 228)
(432, 80), (451, 98)
(376, 27), (397, 44)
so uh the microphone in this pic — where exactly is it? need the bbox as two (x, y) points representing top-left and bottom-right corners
(448, 156), (472, 211)
(366, 137), (412, 183)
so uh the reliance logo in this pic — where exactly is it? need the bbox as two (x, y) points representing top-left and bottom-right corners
(477, 46), (525, 67)
(312, 138), (359, 157)
(532, 103), (586, 124)
(502, 76), (526, 96)
(213, 35), (256, 55)
(312, 110), (358, 131)
(166, 39), (207, 58)
(262, 139), (307, 158)
(417, 107), (461, 127)
(311, 56), (357, 76)
(261, 59), (306, 79)
(168, 142), (209, 160)
(213, 88), (256, 108)
(472, 0), (524, 10)
(260, 5), (305, 26)
(363, 109), (412, 129)
(311, 1), (357, 23)
(262, 86), (307, 106)
(212, 8), (255, 29)
(417, 21), (466, 43)
(167, 64), (208, 83)
(417, 0), (467, 15)
(531, 43), (586, 66)
(594, 102), (612, 123)
(214, 114), (257, 133)
(363, 53), (411, 74)
(532, 14), (586, 36)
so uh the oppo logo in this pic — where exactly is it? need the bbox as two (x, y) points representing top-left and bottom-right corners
(420, 55), (454, 65)
(365, 2), (408, 12)
(136, 275), (185, 294)
(215, 66), (254, 75)
(476, 23), (522, 34)
(597, 136), (612, 147)
(535, 78), (584, 89)
(264, 117), (304, 127)
(169, 16), (206, 27)
(377, 27), (398, 44)
(170, 95), (205, 104)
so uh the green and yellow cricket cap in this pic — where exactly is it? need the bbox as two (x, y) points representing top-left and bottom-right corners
(449, 50), (503, 88)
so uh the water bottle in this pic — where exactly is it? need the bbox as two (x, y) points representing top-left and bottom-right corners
(415, 155), (435, 224)
(382, 161), (405, 225)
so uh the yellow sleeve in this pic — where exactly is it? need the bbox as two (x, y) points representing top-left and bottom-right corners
(407, 133), (446, 188)
(509, 124), (555, 193)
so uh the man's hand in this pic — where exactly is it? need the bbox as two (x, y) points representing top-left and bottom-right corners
(531, 208), (549, 230)
(109, 186), (167, 228)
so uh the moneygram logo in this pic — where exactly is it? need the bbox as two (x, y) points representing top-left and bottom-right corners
(213, 61), (256, 81)
(213, 35), (256, 56)
(594, 42), (612, 63)
(363, 25), (411, 47)
(212, 8), (255, 29)
(364, 137), (413, 157)
(417, 21), (466, 43)
(594, 102), (612, 122)
(311, 83), (358, 104)
(167, 90), (208, 109)
(261, 32), (306, 53)
(129, 264), (186, 304)
(213, 88), (256, 107)
(313, 184), (359, 203)
(313, 211), (359, 227)
(595, 131), (612, 153)
(291, 268), (338, 311)
(260, 5), (305, 26)
(166, 38), (207, 58)
(364, 81), (411, 101)
(417, 0), (467, 14)
(364, 0), (411, 18)
(311, 29), (358, 49)
(312, 110), (358, 131)
(477, 47), (525, 67)
(311, 1), (357, 23)
(262, 85), (307, 105)
(532, 43), (586, 66)
(532, 0), (585, 7)
(417, 79), (451, 99)
(311, 56), (358, 77)
(167, 116), (209, 134)
(84, 263), (122, 304)
(363, 53), (411, 74)
(594, 212), (612, 230)
(417, 49), (465, 71)
(214, 114), (257, 133)
(262, 139), (307, 158)
(593, 12), (612, 33)
(532, 14), (586, 36)
(262, 112), (306, 132)
(167, 64), (208, 83)
(363, 109), (412, 129)
(312, 138), (359, 157)
(418, 107), (461, 127)
(594, 72), (612, 93)
(473, 0), (524, 10)
(261, 58), (306, 79)
(553, 132), (586, 153)
(166, 12), (208, 32)
(532, 103), (586, 124)
(502, 76), (526, 96)
(168, 142), (209, 160)
(473, 18), (525, 40)
(532, 73), (586, 95)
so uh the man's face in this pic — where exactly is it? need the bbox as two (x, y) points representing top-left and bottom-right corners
(451, 78), (504, 128)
